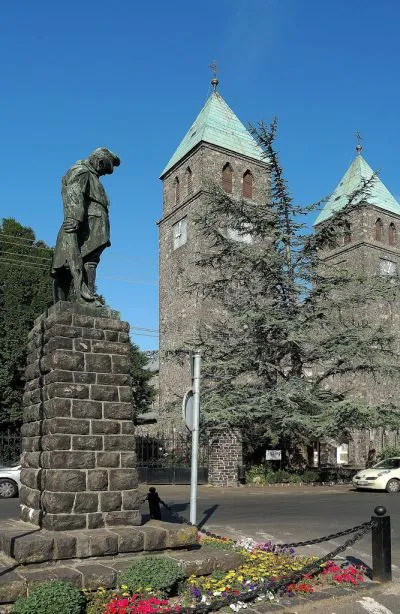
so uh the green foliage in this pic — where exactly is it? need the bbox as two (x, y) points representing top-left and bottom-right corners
(12, 580), (85, 614)
(190, 119), (400, 447)
(0, 218), (53, 425)
(129, 344), (157, 412)
(119, 556), (185, 597)
(378, 445), (400, 461)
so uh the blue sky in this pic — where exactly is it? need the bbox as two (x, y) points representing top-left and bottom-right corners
(2, 0), (400, 350)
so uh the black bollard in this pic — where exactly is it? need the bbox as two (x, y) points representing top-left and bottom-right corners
(371, 506), (392, 582)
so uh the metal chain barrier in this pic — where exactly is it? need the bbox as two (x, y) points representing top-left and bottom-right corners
(165, 508), (377, 613)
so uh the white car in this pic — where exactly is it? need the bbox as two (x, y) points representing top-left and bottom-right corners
(353, 458), (400, 493)
(0, 465), (21, 498)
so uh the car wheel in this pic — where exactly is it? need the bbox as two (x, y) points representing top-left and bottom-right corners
(386, 479), (400, 493)
(0, 479), (18, 498)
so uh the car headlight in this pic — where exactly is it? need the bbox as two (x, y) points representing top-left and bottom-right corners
(376, 471), (390, 477)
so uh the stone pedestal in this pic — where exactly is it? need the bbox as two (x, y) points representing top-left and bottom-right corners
(208, 429), (242, 487)
(20, 301), (140, 531)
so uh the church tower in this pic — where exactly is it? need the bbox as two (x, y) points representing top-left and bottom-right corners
(315, 145), (400, 464)
(158, 77), (269, 414)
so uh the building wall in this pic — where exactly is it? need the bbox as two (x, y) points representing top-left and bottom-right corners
(158, 143), (269, 415)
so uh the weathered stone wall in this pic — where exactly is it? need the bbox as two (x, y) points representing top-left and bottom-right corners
(208, 429), (242, 486)
(20, 301), (140, 531)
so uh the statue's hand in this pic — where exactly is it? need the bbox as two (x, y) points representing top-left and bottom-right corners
(63, 218), (79, 233)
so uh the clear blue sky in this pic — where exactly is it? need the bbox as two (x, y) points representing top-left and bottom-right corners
(2, 0), (400, 350)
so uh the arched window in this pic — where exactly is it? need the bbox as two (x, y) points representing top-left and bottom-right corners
(343, 221), (352, 245)
(389, 222), (396, 246)
(186, 167), (193, 197)
(222, 163), (233, 193)
(375, 218), (383, 242)
(243, 170), (253, 199)
(174, 177), (180, 205)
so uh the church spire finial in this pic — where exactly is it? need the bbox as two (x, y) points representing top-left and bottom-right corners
(209, 61), (219, 91)
(355, 131), (363, 155)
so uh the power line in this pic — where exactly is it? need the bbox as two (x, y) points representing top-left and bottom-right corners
(0, 250), (52, 262)
(0, 241), (53, 257)
(0, 232), (52, 247)
(0, 258), (50, 272)
(131, 325), (159, 332)
(131, 332), (159, 338)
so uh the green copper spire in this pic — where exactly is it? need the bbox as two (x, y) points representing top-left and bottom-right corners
(314, 150), (400, 225)
(161, 89), (264, 177)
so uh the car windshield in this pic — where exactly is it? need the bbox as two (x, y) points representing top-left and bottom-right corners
(373, 459), (400, 470)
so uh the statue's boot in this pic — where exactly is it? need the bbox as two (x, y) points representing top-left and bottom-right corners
(84, 262), (98, 300)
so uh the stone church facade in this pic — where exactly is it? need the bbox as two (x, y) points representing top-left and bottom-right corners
(158, 80), (400, 466)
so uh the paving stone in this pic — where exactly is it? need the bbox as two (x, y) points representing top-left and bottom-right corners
(19, 566), (83, 590)
(0, 571), (27, 603)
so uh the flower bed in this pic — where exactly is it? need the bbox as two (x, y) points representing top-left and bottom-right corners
(12, 536), (367, 614)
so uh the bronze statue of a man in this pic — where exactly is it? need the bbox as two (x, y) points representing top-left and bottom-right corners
(51, 147), (120, 303)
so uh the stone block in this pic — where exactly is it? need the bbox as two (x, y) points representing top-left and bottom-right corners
(72, 399), (102, 419)
(74, 492), (99, 513)
(109, 469), (137, 490)
(95, 317), (129, 332)
(74, 371), (96, 384)
(23, 388), (41, 405)
(43, 417), (89, 434)
(160, 522), (198, 548)
(41, 434), (71, 450)
(45, 324), (82, 339)
(140, 525), (167, 550)
(20, 504), (41, 524)
(21, 437), (40, 452)
(72, 313), (95, 328)
(12, 533), (55, 563)
(104, 435), (136, 451)
(44, 370), (74, 384)
(20, 566), (83, 590)
(92, 420), (120, 434)
(119, 332), (130, 343)
(53, 534), (78, 560)
(0, 571), (27, 603)
(19, 485), (40, 509)
(23, 403), (42, 423)
(103, 402), (133, 420)
(87, 469), (108, 491)
(89, 532), (118, 557)
(104, 510), (141, 527)
(46, 310), (73, 326)
(24, 376), (41, 392)
(72, 435), (103, 450)
(77, 564), (116, 590)
(47, 382), (89, 399)
(121, 452), (137, 467)
(74, 338), (91, 352)
(25, 361), (41, 381)
(91, 385), (119, 402)
(42, 513), (86, 531)
(42, 491), (75, 514)
(111, 528), (144, 553)
(82, 327), (105, 340)
(121, 421), (135, 434)
(119, 386), (133, 402)
(21, 452), (41, 468)
(87, 512), (105, 529)
(92, 340), (128, 355)
(85, 353), (112, 373)
(20, 468), (40, 490)
(112, 355), (130, 374)
(21, 422), (41, 437)
(43, 469), (86, 492)
(96, 451), (120, 467)
(105, 330), (118, 341)
(47, 336), (74, 351)
(97, 373), (130, 386)
(100, 491), (122, 512)
(41, 450), (95, 469)
(50, 350), (84, 372)
(43, 398), (72, 418)
(122, 490), (141, 510)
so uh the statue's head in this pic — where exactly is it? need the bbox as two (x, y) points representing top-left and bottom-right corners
(88, 147), (121, 176)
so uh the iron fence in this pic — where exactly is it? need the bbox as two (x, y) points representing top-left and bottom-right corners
(0, 429), (21, 466)
(135, 431), (209, 468)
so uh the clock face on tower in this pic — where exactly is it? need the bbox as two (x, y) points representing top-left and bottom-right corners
(380, 259), (397, 276)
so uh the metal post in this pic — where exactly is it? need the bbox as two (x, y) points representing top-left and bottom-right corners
(372, 506), (392, 582)
(189, 352), (201, 525)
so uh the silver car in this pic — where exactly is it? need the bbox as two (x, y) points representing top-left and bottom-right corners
(0, 465), (21, 498)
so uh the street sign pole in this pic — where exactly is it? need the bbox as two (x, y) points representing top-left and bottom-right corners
(189, 351), (201, 525)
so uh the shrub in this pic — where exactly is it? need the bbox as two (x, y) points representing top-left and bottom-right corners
(378, 445), (400, 461)
(119, 556), (185, 597)
(300, 470), (319, 483)
(12, 580), (85, 614)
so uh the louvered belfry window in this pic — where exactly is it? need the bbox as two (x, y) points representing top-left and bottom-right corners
(375, 218), (383, 242)
(243, 170), (253, 199)
(186, 167), (193, 196)
(222, 163), (233, 193)
(389, 222), (396, 246)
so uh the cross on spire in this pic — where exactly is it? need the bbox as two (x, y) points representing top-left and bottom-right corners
(355, 131), (363, 155)
(209, 61), (219, 91)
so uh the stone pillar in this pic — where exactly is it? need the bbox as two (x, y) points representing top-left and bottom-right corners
(20, 301), (140, 531)
(208, 429), (242, 487)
